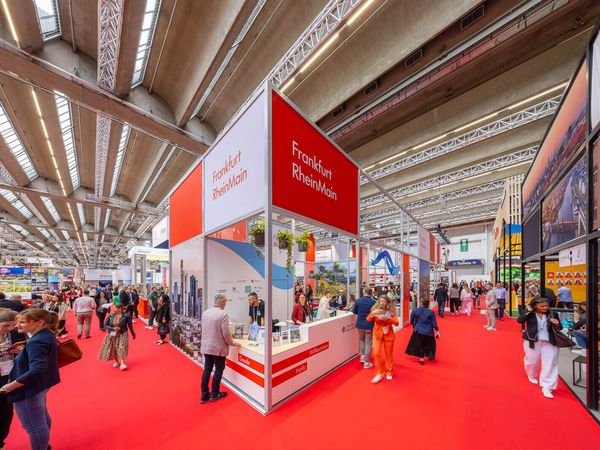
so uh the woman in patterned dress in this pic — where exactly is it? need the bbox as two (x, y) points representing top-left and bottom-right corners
(98, 304), (136, 370)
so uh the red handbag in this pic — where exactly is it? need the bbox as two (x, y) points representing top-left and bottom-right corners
(57, 338), (83, 368)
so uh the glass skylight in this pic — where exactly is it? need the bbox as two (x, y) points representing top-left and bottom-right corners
(104, 209), (111, 229)
(38, 227), (51, 239)
(0, 189), (32, 219)
(110, 125), (130, 196)
(10, 224), (30, 236)
(40, 196), (60, 223)
(83, 232), (88, 241)
(0, 103), (37, 181)
(61, 229), (70, 240)
(54, 92), (80, 189)
(33, 0), (60, 40)
(131, 0), (161, 86)
(77, 203), (85, 226)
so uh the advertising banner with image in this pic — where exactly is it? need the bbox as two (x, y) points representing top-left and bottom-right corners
(204, 92), (266, 234)
(271, 91), (358, 235)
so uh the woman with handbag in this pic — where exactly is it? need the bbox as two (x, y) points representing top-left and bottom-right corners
(98, 304), (136, 371)
(405, 298), (440, 365)
(155, 294), (171, 345)
(367, 295), (399, 383)
(517, 298), (563, 399)
(0, 309), (60, 450)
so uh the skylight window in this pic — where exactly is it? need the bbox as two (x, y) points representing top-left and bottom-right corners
(110, 125), (130, 196)
(38, 227), (51, 239)
(10, 224), (30, 236)
(33, 0), (60, 40)
(0, 189), (33, 219)
(131, 0), (161, 86)
(77, 203), (85, 226)
(40, 196), (61, 223)
(104, 209), (111, 229)
(61, 229), (70, 240)
(54, 92), (80, 189)
(0, 103), (37, 181)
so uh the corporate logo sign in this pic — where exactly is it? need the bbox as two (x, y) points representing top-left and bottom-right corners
(204, 92), (266, 233)
(271, 91), (358, 235)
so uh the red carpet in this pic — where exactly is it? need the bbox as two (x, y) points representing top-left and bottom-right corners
(7, 310), (599, 450)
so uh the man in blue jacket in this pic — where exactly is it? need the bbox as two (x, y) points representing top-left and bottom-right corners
(352, 287), (376, 368)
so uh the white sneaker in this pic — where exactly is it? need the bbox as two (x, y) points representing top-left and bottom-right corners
(528, 377), (538, 384)
(371, 374), (384, 384)
(112, 361), (119, 368)
(386, 375), (393, 381)
(363, 362), (373, 369)
(542, 388), (554, 399)
(488, 327), (496, 331)
(359, 355), (365, 363)
(483, 325), (490, 329)
(120, 363), (127, 371)
(144, 326), (151, 329)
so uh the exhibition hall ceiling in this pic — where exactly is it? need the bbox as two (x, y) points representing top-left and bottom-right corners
(0, 0), (597, 266)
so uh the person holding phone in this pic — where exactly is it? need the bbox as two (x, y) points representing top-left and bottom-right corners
(0, 309), (60, 450)
(98, 304), (136, 371)
(367, 295), (399, 383)
(0, 308), (26, 450)
(517, 298), (562, 399)
(405, 299), (440, 365)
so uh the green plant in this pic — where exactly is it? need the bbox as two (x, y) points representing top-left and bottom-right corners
(277, 229), (294, 272)
(295, 231), (311, 249)
(250, 219), (265, 236)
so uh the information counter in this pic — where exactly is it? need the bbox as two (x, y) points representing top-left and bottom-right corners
(223, 311), (358, 409)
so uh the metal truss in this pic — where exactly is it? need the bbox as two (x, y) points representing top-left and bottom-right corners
(94, 115), (112, 201)
(363, 96), (559, 184)
(270, 0), (361, 87)
(329, 0), (570, 140)
(97, 0), (124, 91)
(361, 180), (506, 223)
(361, 147), (537, 208)
(422, 208), (499, 228)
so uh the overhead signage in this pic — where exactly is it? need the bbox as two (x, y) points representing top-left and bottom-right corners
(558, 248), (571, 267)
(460, 238), (469, 252)
(571, 243), (586, 265)
(315, 249), (332, 263)
(26, 257), (53, 265)
(271, 91), (358, 235)
(204, 92), (266, 233)
(127, 246), (169, 260)
(418, 226), (430, 261)
(152, 216), (169, 249)
(448, 259), (483, 266)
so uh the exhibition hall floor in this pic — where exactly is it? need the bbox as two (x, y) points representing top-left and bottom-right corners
(7, 311), (599, 450)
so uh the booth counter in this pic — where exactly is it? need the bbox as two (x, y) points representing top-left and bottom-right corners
(225, 311), (358, 407)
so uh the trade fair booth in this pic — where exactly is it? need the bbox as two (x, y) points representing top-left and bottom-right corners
(521, 25), (600, 414)
(168, 84), (440, 413)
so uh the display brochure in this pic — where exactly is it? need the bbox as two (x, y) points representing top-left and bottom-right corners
(257, 326), (266, 345)
(229, 323), (246, 339)
(247, 323), (259, 341)
(272, 331), (282, 346)
(290, 325), (301, 343)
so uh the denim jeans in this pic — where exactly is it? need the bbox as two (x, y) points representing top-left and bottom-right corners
(438, 299), (445, 317)
(13, 389), (51, 450)
(496, 299), (506, 319)
(201, 354), (226, 396)
(573, 330), (587, 349)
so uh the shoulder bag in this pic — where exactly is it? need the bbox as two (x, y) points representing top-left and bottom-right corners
(57, 338), (83, 368)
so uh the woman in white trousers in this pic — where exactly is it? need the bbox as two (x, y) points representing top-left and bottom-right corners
(517, 298), (561, 399)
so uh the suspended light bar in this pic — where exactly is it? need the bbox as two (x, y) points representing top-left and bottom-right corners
(347, 0), (375, 25)
(54, 92), (80, 189)
(0, 0), (19, 46)
(110, 124), (131, 196)
(104, 209), (111, 229)
(33, 0), (61, 40)
(40, 196), (61, 223)
(132, 0), (161, 86)
(0, 189), (33, 219)
(0, 103), (38, 181)
(77, 203), (86, 226)
(299, 32), (339, 74)
(508, 82), (568, 110)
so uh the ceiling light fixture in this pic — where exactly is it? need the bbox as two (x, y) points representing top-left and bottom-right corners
(347, 0), (375, 25)
(452, 112), (499, 133)
(280, 77), (296, 93)
(299, 32), (339, 74)
(0, 0), (19, 46)
(508, 82), (568, 110)
(412, 134), (448, 151)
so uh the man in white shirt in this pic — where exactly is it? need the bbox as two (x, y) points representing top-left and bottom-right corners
(73, 289), (96, 339)
(316, 290), (333, 321)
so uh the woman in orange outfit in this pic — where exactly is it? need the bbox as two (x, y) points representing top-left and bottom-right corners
(367, 295), (399, 383)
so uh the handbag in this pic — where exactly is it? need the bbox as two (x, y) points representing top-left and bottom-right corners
(57, 338), (83, 368)
(553, 330), (575, 348)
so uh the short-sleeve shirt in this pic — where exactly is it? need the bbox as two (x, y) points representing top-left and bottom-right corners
(248, 300), (265, 323)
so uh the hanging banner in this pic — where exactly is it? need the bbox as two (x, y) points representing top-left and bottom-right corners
(271, 91), (358, 235)
(204, 91), (266, 234)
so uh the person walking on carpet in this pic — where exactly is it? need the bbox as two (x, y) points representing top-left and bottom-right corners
(200, 294), (240, 404)
(484, 282), (498, 331)
(155, 294), (171, 345)
(448, 283), (460, 316)
(405, 298), (440, 364)
(98, 304), (136, 370)
(517, 298), (561, 399)
(460, 285), (474, 317)
(352, 287), (376, 368)
(367, 295), (399, 383)
(433, 283), (448, 318)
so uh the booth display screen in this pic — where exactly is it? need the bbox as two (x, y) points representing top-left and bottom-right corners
(522, 209), (540, 259)
(592, 32), (600, 131)
(541, 156), (587, 250)
(594, 138), (600, 230)
(522, 60), (587, 219)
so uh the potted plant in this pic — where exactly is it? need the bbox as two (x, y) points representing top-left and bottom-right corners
(277, 229), (295, 271)
(296, 231), (310, 252)
(251, 219), (265, 247)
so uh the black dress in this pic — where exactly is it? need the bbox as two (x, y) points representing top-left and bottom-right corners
(405, 307), (438, 359)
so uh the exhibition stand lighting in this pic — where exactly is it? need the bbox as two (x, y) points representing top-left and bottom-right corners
(0, 0), (19, 47)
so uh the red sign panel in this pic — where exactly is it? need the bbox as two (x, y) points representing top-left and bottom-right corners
(170, 163), (202, 247)
(271, 91), (358, 235)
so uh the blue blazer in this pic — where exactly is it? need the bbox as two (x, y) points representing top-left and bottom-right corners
(410, 307), (439, 337)
(9, 328), (60, 402)
(352, 296), (376, 330)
